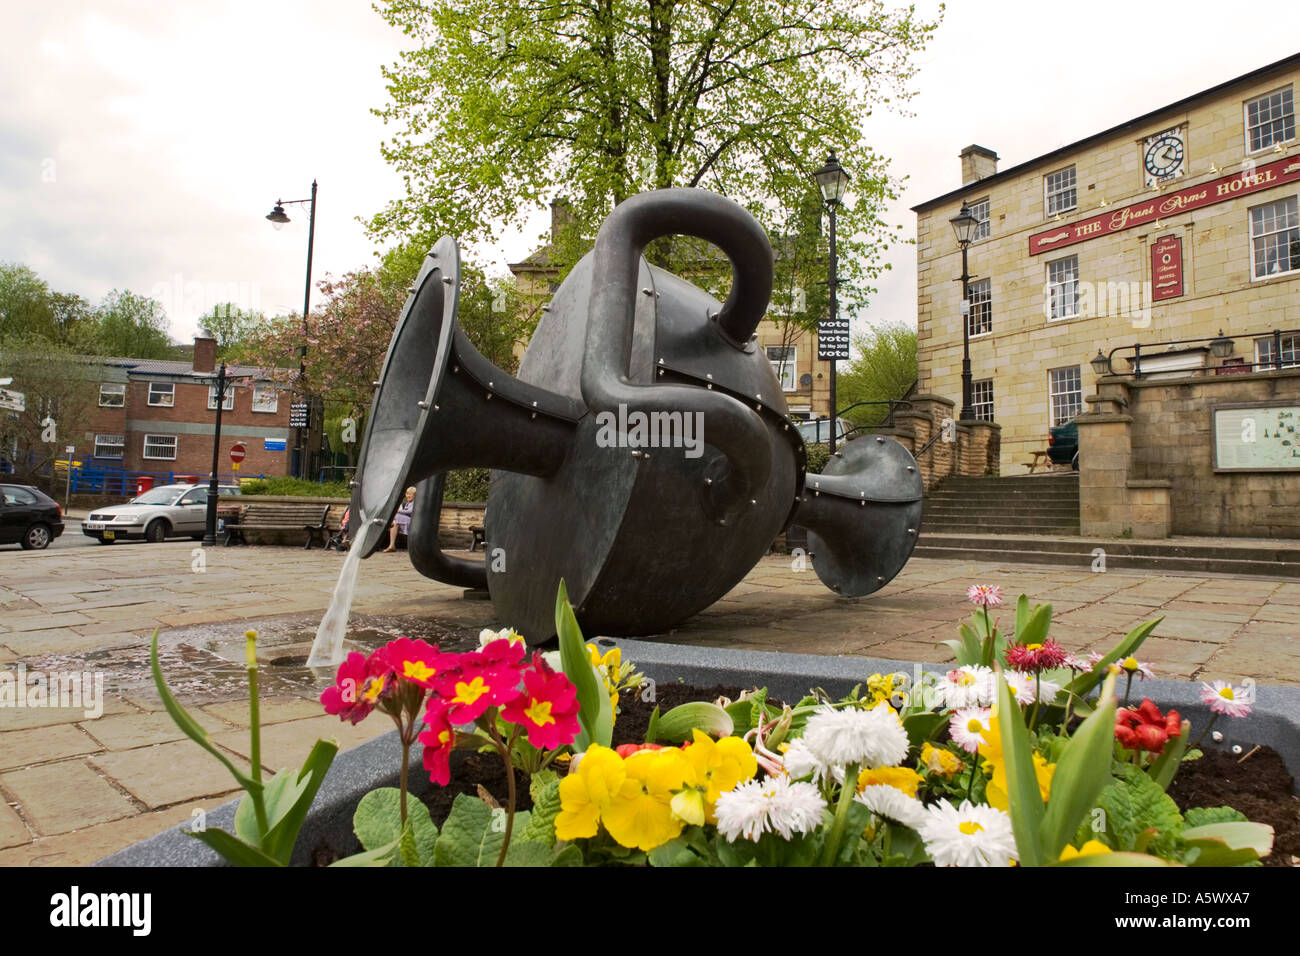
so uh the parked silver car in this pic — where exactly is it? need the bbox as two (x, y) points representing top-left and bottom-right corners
(81, 483), (242, 543)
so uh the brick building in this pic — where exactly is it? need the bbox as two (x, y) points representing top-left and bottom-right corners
(509, 199), (839, 422)
(912, 53), (1300, 474)
(85, 336), (295, 480)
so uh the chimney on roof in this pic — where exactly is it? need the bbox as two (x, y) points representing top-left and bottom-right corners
(551, 197), (574, 241)
(960, 145), (999, 185)
(193, 336), (217, 373)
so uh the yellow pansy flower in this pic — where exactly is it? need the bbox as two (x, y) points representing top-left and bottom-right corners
(680, 729), (758, 821)
(978, 704), (1055, 811)
(856, 765), (924, 797)
(602, 748), (695, 851)
(1059, 840), (1112, 860)
(555, 745), (625, 842)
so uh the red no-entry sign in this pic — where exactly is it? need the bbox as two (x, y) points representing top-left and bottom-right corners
(230, 442), (247, 464)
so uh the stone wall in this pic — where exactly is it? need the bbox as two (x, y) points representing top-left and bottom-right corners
(1078, 368), (1300, 537)
(889, 394), (1001, 491)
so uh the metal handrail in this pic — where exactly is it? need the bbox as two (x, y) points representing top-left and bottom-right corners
(1104, 328), (1300, 378)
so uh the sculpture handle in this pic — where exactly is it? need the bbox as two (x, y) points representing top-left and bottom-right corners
(581, 189), (775, 517)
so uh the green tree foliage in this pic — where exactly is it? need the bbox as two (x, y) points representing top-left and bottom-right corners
(92, 289), (174, 359)
(370, 0), (941, 305)
(835, 322), (917, 428)
(0, 334), (99, 483)
(0, 263), (58, 343)
(200, 302), (265, 358)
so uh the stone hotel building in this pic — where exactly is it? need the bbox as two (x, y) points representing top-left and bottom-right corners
(912, 53), (1300, 476)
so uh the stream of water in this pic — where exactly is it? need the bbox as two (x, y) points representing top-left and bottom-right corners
(307, 544), (362, 668)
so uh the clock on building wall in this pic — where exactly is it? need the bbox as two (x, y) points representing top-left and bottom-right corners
(1143, 126), (1186, 187)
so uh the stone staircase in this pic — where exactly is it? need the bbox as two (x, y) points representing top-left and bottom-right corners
(920, 473), (1080, 536)
(913, 473), (1300, 576)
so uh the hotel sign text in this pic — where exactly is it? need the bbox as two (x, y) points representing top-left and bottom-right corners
(1029, 155), (1300, 256)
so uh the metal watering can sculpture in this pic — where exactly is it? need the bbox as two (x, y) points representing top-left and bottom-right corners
(344, 188), (923, 644)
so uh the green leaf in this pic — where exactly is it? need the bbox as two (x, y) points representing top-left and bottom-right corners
(353, 787), (438, 866)
(648, 836), (710, 867)
(1183, 806), (1248, 827)
(503, 839), (560, 867)
(1145, 720), (1190, 792)
(1038, 670), (1119, 859)
(1015, 594), (1031, 638)
(903, 711), (949, 751)
(1182, 821), (1273, 859)
(551, 843), (584, 866)
(1095, 763), (1184, 859)
(150, 630), (261, 796)
(1016, 603), (1053, 647)
(645, 705), (661, 743)
(522, 778), (562, 847)
(329, 839), (400, 867)
(555, 580), (612, 749)
(188, 828), (283, 867)
(653, 702), (733, 743)
(261, 739), (339, 865)
(432, 794), (531, 867)
(1053, 851), (1175, 867)
(1066, 618), (1162, 698)
(529, 768), (558, 803)
(994, 671), (1045, 867)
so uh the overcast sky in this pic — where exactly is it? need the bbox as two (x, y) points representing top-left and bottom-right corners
(3, 1), (1298, 344)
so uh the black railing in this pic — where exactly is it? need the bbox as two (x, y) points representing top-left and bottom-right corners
(1104, 328), (1300, 379)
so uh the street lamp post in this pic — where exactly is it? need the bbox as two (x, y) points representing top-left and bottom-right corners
(203, 361), (229, 546)
(949, 202), (980, 421)
(266, 180), (317, 478)
(813, 151), (851, 453)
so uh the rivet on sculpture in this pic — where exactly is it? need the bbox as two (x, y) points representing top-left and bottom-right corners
(345, 189), (924, 643)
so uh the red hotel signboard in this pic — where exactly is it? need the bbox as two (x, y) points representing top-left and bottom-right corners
(1150, 235), (1184, 301)
(1029, 155), (1300, 256)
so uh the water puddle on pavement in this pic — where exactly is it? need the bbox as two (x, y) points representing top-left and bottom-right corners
(21, 614), (484, 707)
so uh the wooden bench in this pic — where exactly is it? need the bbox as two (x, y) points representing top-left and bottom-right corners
(470, 525), (486, 551)
(224, 502), (333, 549)
(1025, 450), (1051, 474)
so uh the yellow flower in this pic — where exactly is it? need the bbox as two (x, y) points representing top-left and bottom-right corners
(856, 765), (923, 797)
(979, 705), (1055, 811)
(555, 745), (625, 842)
(1059, 840), (1112, 861)
(586, 643), (621, 713)
(680, 729), (758, 821)
(602, 748), (695, 851)
(921, 742), (963, 778)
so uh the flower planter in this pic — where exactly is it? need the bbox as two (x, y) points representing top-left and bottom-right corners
(96, 640), (1300, 866)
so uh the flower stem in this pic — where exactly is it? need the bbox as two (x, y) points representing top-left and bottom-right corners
(819, 762), (860, 867)
(1123, 672), (1134, 709)
(1029, 673), (1042, 731)
(245, 632), (268, 837)
(966, 752), (979, 802)
(1188, 713), (1219, 751)
(487, 714), (521, 868)
(399, 733), (410, 828)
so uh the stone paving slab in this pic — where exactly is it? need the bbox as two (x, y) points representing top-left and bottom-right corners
(79, 710), (232, 751)
(0, 760), (138, 835)
(0, 724), (101, 772)
(89, 741), (246, 810)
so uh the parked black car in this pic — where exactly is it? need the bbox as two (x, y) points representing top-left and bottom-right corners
(0, 484), (65, 550)
(1048, 417), (1079, 469)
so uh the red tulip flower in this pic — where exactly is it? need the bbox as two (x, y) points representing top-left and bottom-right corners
(1114, 699), (1182, 754)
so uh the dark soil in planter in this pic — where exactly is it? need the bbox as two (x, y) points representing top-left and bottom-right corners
(1167, 746), (1300, 867)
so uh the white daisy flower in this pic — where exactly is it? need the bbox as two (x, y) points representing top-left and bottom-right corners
(802, 703), (910, 769)
(948, 707), (992, 753)
(1003, 671), (1037, 706)
(714, 777), (827, 843)
(781, 737), (831, 784)
(856, 785), (928, 830)
(918, 800), (1019, 867)
(936, 665), (996, 709)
